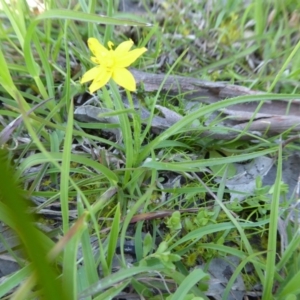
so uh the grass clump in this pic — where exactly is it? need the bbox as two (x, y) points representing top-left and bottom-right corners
(0, 0), (300, 299)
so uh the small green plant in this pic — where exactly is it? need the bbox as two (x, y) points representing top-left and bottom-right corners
(166, 211), (182, 231)
(147, 241), (182, 269)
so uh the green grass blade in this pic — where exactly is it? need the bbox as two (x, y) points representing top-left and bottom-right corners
(16, 152), (118, 185)
(79, 265), (164, 298)
(143, 147), (277, 171)
(93, 280), (130, 300)
(62, 212), (88, 300)
(170, 268), (209, 299)
(0, 265), (32, 298)
(107, 203), (121, 272)
(78, 202), (99, 288)
(109, 81), (134, 184)
(0, 150), (68, 300)
(276, 270), (300, 298)
(262, 144), (283, 299)
(138, 93), (300, 163)
(170, 219), (270, 250)
(60, 101), (74, 233)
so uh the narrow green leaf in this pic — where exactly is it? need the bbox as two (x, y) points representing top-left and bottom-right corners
(107, 204), (121, 272)
(143, 232), (153, 257)
(277, 270), (300, 298)
(262, 144), (283, 299)
(0, 265), (32, 299)
(138, 93), (300, 163)
(79, 265), (164, 298)
(16, 152), (118, 185)
(0, 150), (67, 300)
(143, 147), (277, 171)
(62, 213), (88, 300)
(171, 268), (209, 300)
(60, 101), (74, 233)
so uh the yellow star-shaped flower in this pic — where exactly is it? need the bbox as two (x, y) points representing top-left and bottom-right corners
(80, 38), (147, 93)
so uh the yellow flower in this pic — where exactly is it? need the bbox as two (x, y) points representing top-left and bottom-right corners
(80, 38), (147, 93)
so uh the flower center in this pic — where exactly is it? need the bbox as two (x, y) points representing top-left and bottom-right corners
(100, 51), (115, 70)
(106, 52), (115, 68)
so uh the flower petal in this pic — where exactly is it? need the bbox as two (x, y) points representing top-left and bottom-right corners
(114, 40), (134, 54)
(88, 38), (108, 57)
(88, 67), (112, 93)
(115, 47), (147, 68)
(112, 68), (136, 91)
(107, 41), (114, 50)
(80, 66), (100, 84)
